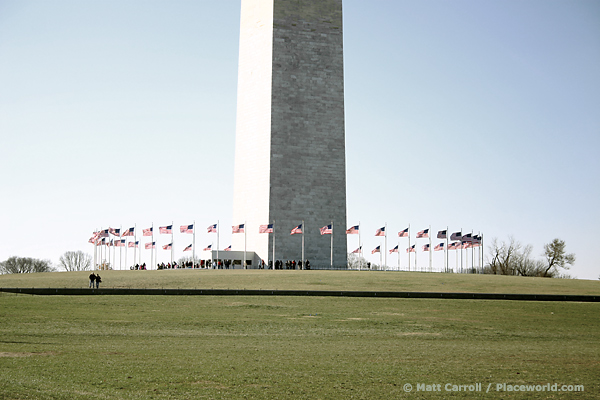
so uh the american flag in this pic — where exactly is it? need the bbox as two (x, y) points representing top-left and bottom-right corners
(461, 241), (472, 249)
(122, 227), (135, 237)
(100, 238), (106, 245)
(143, 227), (153, 236)
(448, 242), (460, 250)
(450, 231), (462, 241)
(108, 240), (114, 247)
(108, 227), (120, 237)
(128, 241), (139, 248)
(259, 224), (273, 233)
(203, 244), (212, 251)
(371, 245), (380, 254)
(207, 224), (217, 233)
(180, 224), (194, 234)
(389, 245), (398, 254)
(437, 230), (447, 239)
(232, 224), (245, 234)
(422, 244), (430, 252)
(461, 233), (473, 242)
(398, 228), (409, 237)
(224, 245), (232, 251)
(320, 224), (332, 235)
(416, 229), (429, 238)
(406, 245), (416, 253)
(351, 246), (362, 254)
(346, 225), (359, 234)
(291, 224), (303, 235)
(434, 243), (444, 251)
(98, 229), (109, 238)
(184, 244), (192, 252)
(116, 239), (126, 247)
(159, 225), (172, 234)
(145, 242), (155, 249)
(162, 243), (172, 250)
(375, 227), (385, 236)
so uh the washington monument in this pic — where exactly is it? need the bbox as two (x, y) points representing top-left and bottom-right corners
(232, 0), (347, 268)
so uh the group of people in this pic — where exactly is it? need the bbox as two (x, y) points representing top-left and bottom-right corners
(119, 258), (312, 271)
(88, 273), (102, 288)
(270, 260), (310, 270)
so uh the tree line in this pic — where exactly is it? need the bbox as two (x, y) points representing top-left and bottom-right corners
(485, 237), (575, 278)
(0, 251), (92, 274)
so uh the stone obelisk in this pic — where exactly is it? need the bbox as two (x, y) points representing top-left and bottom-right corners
(233, 0), (347, 268)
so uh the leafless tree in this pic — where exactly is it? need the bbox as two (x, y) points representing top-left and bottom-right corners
(0, 257), (54, 274)
(59, 251), (92, 271)
(347, 253), (368, 270)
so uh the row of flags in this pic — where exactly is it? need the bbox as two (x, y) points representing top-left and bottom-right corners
(89, 223), (482, 257)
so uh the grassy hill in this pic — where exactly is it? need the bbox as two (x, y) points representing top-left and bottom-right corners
(1, 269), (598, 295)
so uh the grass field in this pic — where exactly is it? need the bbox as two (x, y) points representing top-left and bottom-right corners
(1, 271), (599, 399)
(1, 269), (599, 295)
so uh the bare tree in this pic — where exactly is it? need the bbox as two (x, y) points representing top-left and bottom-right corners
(347, 253), (368, 270)
(0, 257), (54, 274)
(541, 239), (575, 278)
(59, 251), (92, 271)
(486, 237), (543, 276)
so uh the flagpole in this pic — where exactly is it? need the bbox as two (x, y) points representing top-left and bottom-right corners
(193, 221), (196, 266)
(216, 220), (219, 269)
(445, 226), (449, 273)
(119, 225), (123, 270)
(301, 220), (305, 269)
(133, 224), (136, 269)
(272, 220), (276, 269)
(358, 221), (362, 270)
(329, 220), (333, 268)
(244, 220), (247, 269)
(460, 227), (463, 274)
(429, 225), (432, 272)
(384, 223), (387, 271)
(408, 224), (411, 272)
(171, 221), (174, 266)
(152, 222), (154, 270)
(396, 237), (399, 271)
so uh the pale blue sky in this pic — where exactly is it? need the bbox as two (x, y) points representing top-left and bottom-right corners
(1, 0), (598, 278)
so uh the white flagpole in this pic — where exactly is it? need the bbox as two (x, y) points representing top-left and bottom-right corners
(408, 224), (411, 272)
(171, 221), (174, 266)
(445, 226), (449, 273)
(244, 220), (247, 269)
(330, 220), (333, 268)
(193, 220), (196, 266)
(216, 220), (219, 269)
(133, 224), (137, 268)
(301, 220), (305, 269)
(429, 225), (432, 272)
(152, 222), (154, 270)
(119, 225), (123, 270)
(272, 220), (276, 269)
(460, 227), (463, 273)
(384, 223), (387, 271)
(358, 221), (364, 270)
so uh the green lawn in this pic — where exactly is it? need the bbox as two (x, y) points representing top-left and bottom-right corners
(1, 292), (598, 399)
(1, 269), (599, 295)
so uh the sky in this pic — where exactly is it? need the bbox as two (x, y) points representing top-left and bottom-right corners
(0, 0), (598, 279)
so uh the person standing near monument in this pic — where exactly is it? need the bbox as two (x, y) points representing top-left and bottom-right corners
(89, 272), (96, 288)
(95, 274), (101, 289)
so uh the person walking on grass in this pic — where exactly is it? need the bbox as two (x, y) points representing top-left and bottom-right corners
(89, 273), (96, 288)
(95, 274), (101, 289)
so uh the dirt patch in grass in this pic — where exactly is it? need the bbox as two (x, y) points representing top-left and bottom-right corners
(0, 351), (57, 357)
